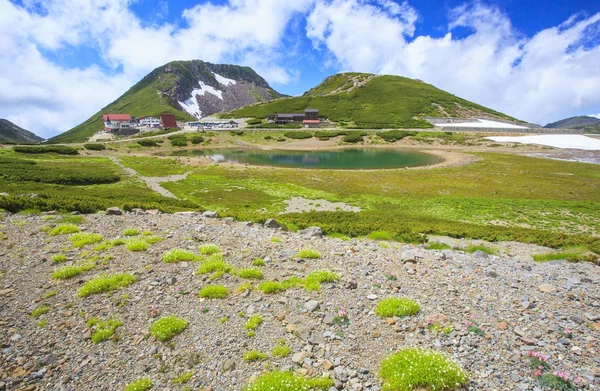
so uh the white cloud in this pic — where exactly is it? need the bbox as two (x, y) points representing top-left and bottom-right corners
(306, 1), (600, 125)
(590, 113), (600, 119)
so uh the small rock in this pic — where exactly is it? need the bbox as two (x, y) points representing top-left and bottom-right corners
(106, 207), (122, 215)
(165, 277), (176, 285)
(345, 281), (358, 289)
(223, 359), (236, 371)
(299, 227), (323, 237)
(202, 211), (218, 218)
(497, 321), (508, 330)
(304, 300), (320, 312)
(473, 250), (489, 258)
(264, 218), (283, 229)
(538, 284), (556, 293)
(585, 313), (600, 322)
(292, 352), (307, 364)
(366, 294), (378, 300)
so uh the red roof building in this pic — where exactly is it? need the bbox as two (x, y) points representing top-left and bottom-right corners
(302, 119), (321, 128)
(102, 114), (131, 121)
(159, 114), (178, 129)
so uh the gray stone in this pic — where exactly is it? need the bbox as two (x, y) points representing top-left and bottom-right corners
(202, 211), (218, 218)
(585, 313), (600, 321)
(366, 294), (378, 300)
(106, 207), (122, 215)
(165, 277), (176, 285)
(473, 250), (489, 258)
(334, 367), (349, 382)
(39, 353), (58, 366)
(264, 218), (283, 229)
(300, 226), (323, 237)
(292, 352), (307, 364)
(304, 300), (320, 312)
(223, 359), (236, 371)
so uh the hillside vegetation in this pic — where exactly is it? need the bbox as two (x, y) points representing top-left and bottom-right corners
(0, 119), (44, 143)
(227, 73), (518, 128)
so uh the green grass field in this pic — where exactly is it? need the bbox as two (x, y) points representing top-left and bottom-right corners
(1, 145), (598, 253)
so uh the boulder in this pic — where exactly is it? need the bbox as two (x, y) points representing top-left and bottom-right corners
(106, 207), (122, 215)
(264, 218), (283, 229)
(202, 211), (218, 218)
(299, 226), (323, 237)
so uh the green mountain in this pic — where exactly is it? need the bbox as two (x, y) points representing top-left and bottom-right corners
(0, 119), (44, 143)
(48, 60), (283, 144)
(227, 73), (519, 128)
(544, 116), (600, 129)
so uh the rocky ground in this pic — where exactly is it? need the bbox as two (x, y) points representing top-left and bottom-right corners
(0, 211), (599, 391)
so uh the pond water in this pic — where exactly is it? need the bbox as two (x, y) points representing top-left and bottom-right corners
(168, 148), (442, 169)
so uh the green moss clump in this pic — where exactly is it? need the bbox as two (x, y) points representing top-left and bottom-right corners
(31, 305), (50, 318)
(244, 314), (263, 330)
(237, 268), (263, 279)
(271, 340), (291, 358)
(51, 263), (95, 279)
(465, 245), (497, 255)
(51, 254), (68, 263)
(49, 224), (80, 236)
(379, 348), (468, 391)
(171, 372), (193, 384)
(78, 273), (136, 297)
(199, 243), (221, 255)
(375, 297), (421, 318)
(252, 258), (266, 266)
(87, 317), (122, 343)
(244, 350), (269, 362)
(123, 228), (140, 236)
(125, 239), (149, 252)
(425, 242), (452, 250)
(162, 249), (196, 263)
(368, 231), (395, 241)
(258, 281), (283, 294)
(125, 378), (153, 391)
(70, 233), (103, 248)
(305, 270), (340, 291)
(295, 249), (321, 259)
(195, 258), (232, 275)
(149, 316), (188, 342)
(199, 285), (228, 299)
(243, 371), (333, 391)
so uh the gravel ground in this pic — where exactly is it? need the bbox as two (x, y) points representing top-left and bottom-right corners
(0, 212), (599, 391)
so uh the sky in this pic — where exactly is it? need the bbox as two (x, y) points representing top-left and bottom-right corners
(1, 0), (600, 138)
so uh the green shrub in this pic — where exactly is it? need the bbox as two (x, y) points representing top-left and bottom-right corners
(143, 235), (163, 244)
(51, 254), (68, 263)
(368, 231), (395, 241)
(271, 340), (291, 358)
(31, 305), (50, 318)
(533, 247), (596, 263)
(44, 291), (57, 299)
(244, 350), (269, 362)
(49, 224), (80, 236)
(243, 371), (333, 391)
(342, 131), (366, 143)
(244, 314), (263, 330)
(246, 118), (263, 125)
(377, 130), (417, 142)
(125, 378), (153, 391)
(426, 242), (452, 250)
(258, 281), (283, 294)
(295, 249), (321, 259)
(169, 136), (187, 147)
(162, 249), (196, 263)
(283, 131), (313, 139)
(137, 139), (159, 147)
(93, 239), (126, 251)
(125, 239), (149, 252)
(190, 135), (204, 144)
(14, 145), (78, 155)
(59, 215), (84, 225)
(70, 233), (103, 248)
(538, 374), (575, 391)
(87, 317), (122, 343)
(237, 268), (263, 279)
(199, 285), (228, 299)
(465, 245), (497, 255)
(78, 273), (136, 297)
(230, 130), (244, 136)
(83, 143), (106, 151)
(195, 258), (232, 274)
(375, 297), (420, 318)
(150, 316), (188, 341)
(123, 228), (140, 236)
(171, 372), (193, 384)
(305, 270), (340, 291)
(379, 348), (468, 391)
(51, 263), (95, 279)
(199, 243), (221, 255)
(252, 258), (266, 266)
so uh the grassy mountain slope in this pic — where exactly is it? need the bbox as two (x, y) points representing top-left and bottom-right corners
(48, 60), (282, 144)
(228, 73), (519, 128)
(0, 119), (44, 143)
(545, 116), (600, 129)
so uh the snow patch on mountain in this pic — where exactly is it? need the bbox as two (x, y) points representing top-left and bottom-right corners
(178, 80), (225, 119)
(213, 72), (237, 87)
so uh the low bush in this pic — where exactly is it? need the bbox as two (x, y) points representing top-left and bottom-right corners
(258, 281), (283, 294)
(199, 285), (228, 299)
(237, 268), (263, 279)
(252, 258), (266, 266)
(49, 224), (80, 236)
(70, 233), (103, 248)
(86, 317), (122, 343)
(125, 239), (149, 252)
(375, 297), (420, 318)
(271, 340), (291, 358)
(426, 242), (452, 250)
(199, 243), (221, 255)
(379, 348), (468, 391)
(341, 131), (367, 143)
(123, 228), (140, 236)
(168, 135), (187, 147)
(244, 350), (269, 362)
(125, 378), (153, 391)
(244, 314), (263, 330)
(51, 263), (95, 280)
(51, 254), (68, 263)
(195, 258), (232, 274)
(31, 305), (50, 318)
(243, 371), (333, 391)
(368, 231), (395, 241)
(296, 249), (321, 259)
(14, 145), (78, 155)
(78, 273), (136, 297)
(465, 245), (497, 255)
(246, 118), (263, 125)
(162, 249), (196, 263)
(83, 143), (106, 151)
(190, 135), (204, 144)
(150, 316), (188, 341)
(305, 270), (340, 291)
(377, 130), (417, 142)
(136, 139), (160, 147)
(283, 131), (313, 139)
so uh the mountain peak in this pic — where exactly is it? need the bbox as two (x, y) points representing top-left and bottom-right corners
(0, 119), (44, 143)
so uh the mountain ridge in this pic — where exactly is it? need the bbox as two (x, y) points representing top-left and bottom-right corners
(48, 60), (284, 144)
(0, 119), (44, 143)
(545, 115), (600, 130)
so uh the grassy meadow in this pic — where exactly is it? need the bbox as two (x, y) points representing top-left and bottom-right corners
(1, 140), (599, 253)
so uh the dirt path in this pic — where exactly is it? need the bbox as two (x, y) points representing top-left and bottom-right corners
(109, 156), (190, 199)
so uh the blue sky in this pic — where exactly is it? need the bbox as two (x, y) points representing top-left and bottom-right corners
(1, 0), (600, 137)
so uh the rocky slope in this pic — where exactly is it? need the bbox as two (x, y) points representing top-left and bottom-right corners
(48, 60), (283, 144)
(0, 211), (598, 391)
(0, 119), (44, 143)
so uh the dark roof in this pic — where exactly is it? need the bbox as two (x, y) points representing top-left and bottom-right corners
(160, 114), (178, 128)
(305, 109), (319, 113)
(275, 113), (303, 118)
